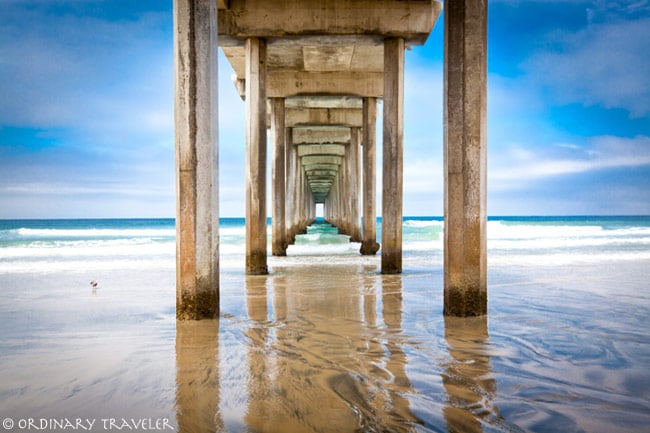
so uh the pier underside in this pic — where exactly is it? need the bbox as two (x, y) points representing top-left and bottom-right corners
(174, 0), (488, 318)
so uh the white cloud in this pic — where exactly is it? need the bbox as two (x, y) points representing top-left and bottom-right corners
(0, 4), (173, 142)
(523, 16), (650, 117)
(490, 135), (650, 186)
(1, 182), (172, 197)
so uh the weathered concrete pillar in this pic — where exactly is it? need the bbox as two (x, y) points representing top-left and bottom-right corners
(336, 166), (345, 232)
(271, 98), (287, 256)
(300, 170), (311, 233)
(381, 38), (405, 274)
(349, 127), (362, 242)
(245, 37), (268, 275)
(339, 146), (350, 235)
(443, 0), (488, 316)
(285, 127), (294, 245)
(174, 0), (219, 320)
(290, 140), (301, 240)
(361, 97), (380, 255)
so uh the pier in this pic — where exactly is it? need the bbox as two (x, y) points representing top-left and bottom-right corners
(174, 0), (488, 318)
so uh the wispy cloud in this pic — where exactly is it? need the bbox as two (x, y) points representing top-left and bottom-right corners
(490, 135), (650, 185)
(0, 3), (173, 142)
(522, 13), (650, 117)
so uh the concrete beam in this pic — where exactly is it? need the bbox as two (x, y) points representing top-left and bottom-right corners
(301, 155), (343, 166)
(443, 0), (488, 316)
(286, 96), (362, 109)
(226, 71), (383, 99)
(219, 0), (442, 45)
(267, 71), (383, 98)
(297, 144), (346, 157)
(293, 126), (351, 144)
(302, 163), (340, 172)
(174, 0), (219, 320)
(305, 169), (338, 177)
(285, 107), (363, 127)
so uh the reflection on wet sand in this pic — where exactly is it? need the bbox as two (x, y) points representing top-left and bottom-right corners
(241, 267), (420, 433)
(174, 265), (505, 432)
(442, 316), (499, 433)
(175, 320), (223, 433)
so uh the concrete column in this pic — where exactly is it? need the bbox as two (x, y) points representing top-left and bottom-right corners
(381, 38), (405, 274)
(285, 127), (294, 245)
(271, 98), (287, 256)
(294, 158), (304, 234)
(301, 169), (309, 230)
(336, 166), (345, 232)
(349, 128), (362, 242)
(290, 141), (301, 240)
(443, 0), (488, 316)
(339, 146), (349, 235)
(174, 0), (219, 320)
(361, 97), (380, 255)
(245, 37), (268, 275)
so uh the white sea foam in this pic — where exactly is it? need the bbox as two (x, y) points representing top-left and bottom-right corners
(489, 236), (650, 250)
(489, 250), (650, 266)
(403, 240), (443, 251)
(0, 241), (175, 260)
(0, 257), (175, 273)
(486, 221), (650, 240)
(219, 226), (246, 236)
(403, 220), (444, 228)
(287, 242), (361, 256)
(16, 228), (176, 238)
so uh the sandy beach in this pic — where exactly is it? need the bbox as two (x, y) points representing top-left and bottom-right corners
(1, 218), (649, 432)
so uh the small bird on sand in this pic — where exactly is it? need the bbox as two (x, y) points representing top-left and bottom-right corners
(90, 280), (99, 289)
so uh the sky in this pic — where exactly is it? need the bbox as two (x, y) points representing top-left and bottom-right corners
(0, 0), (649, 218)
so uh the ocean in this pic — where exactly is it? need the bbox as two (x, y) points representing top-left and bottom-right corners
(0, 216), (649, 432)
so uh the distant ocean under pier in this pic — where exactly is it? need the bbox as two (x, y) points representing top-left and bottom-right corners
(1, 216), (649, 432)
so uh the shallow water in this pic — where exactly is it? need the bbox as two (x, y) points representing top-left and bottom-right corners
(1, 218), (649, 432)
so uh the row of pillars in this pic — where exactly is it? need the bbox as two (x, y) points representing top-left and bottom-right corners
(323, 127), (361, 243)
(174, 0), (487, 319)
(247, 38), (401, 275)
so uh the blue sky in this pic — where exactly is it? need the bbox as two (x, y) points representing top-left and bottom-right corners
(0, 0), (649, 218)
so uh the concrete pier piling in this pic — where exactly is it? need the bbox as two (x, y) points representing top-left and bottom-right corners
(360, 97), (380, 255)
(245, 37), (268, 275)
(271, 98), (287, 256)
(443, 0), (488, 316)
(174, 0), (219, 319)
(174, 0), (489, 319)
(381, 37), (405, 275)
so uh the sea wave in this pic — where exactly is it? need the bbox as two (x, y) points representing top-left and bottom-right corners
(0, 241), (175, 260)
(15, 228), (176, 238)
(403, 220), (444, 228)
(0, 258), (175, 274)
(486, 221), (650, 240)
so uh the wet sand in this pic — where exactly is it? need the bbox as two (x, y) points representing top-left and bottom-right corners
(1, 245), (649, 432)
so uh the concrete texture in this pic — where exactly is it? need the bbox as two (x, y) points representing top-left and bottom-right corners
(174, 0), (219, 319)
(443, 0), (488, 316)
